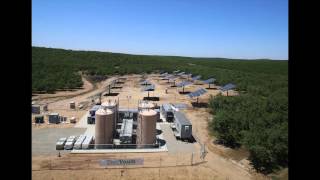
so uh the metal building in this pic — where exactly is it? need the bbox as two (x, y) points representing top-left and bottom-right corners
(48, 113), (60, 124)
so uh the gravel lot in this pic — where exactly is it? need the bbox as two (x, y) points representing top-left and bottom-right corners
(160, 124), (196, 154)
(32, 128), (86, 155)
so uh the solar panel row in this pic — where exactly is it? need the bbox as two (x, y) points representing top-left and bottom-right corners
(187, 88), (208, 98)
(192, 75), (201, 81)
(140, 80), (150, 85)
(202, 78), (216, 84)
(141, 84), (155, 91)
(176, 81), (193, 87)
(220, 83), (236, 91)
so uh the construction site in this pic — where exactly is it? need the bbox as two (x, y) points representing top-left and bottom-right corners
(32, 72), (267, 180)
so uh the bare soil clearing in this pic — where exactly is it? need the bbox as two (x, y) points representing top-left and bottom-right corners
(32, 74), (267, 180)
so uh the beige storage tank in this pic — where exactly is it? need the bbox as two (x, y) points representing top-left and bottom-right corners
(138, 101), (155, 111)
(136, 109), (157, 146)
(95, 108), (114, 149)
(101, 100), (118, 129)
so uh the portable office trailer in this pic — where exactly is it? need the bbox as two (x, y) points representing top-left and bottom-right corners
(160, 104), (174, 122)
(49, 113), (60, 124)
(173, 111), (192, 140)
(73, 135), (86, 149)
(82, 135), (93, 149)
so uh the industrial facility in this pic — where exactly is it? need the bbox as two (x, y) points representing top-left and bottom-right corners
(32, 72), (237, 153)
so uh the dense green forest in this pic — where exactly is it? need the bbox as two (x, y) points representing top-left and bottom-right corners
(32, 46), (287, 173)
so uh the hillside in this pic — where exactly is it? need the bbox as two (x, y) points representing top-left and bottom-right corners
(32, 46), (288, 173)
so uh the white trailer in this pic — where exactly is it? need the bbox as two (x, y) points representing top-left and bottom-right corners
(73, 135), (86, 149)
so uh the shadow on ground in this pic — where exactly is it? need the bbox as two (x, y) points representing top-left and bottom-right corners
(143, 97), (160, 101)
(191, 102), (208, 108)
(104, 93), (119, 96)
(179, 91), (191, 94)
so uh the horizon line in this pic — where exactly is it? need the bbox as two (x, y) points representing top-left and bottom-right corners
(32, 45), (288, 61)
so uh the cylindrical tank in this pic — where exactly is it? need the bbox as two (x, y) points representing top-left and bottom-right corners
(136, 109), (157, 147)
(95, 108), (114, 149)
(101, 100), (118, 131)
(138, 101), (155, 111)
(70, 101), (76, 109)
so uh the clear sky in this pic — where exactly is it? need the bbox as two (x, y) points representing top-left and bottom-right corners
(32, 0), (288, 60)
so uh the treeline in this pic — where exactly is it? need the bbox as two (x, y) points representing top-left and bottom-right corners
(32, 46), (287, 172)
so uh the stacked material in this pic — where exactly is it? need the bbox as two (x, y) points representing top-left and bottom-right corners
(49, 113), (60, 124)
(73, 135), (86, 149)
(64, 136), (77, 150)
(136, 109), (157, 146)
(82, 135), (93, 149)
(56, 137), (67, 150)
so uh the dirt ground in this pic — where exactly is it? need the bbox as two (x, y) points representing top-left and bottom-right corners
(32, 74), (268, 180)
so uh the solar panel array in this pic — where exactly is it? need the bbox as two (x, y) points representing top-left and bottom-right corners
(202, 78), (216, 84)
(141, 84), (155, 91)
(176, 81), (193, 87)
(140, 80), (151, 85)
(187, 88), (208, 98)
(191, 75), (201, 81)
(160, 72), (168, 77)
(220, 83), (236, 91)
(163, 74), (174, 79)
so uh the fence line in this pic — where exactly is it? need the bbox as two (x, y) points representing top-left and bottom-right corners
(35, 152), (205, 171)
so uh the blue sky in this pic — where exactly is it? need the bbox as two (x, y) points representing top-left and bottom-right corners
(32, 0), (288, 60)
